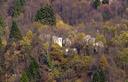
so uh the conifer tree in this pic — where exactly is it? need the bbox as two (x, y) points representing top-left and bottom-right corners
(20, 72), (29, 82)
(9, 21), (22, 41)
(102, 0), (109, 4)
(12, 0), (26, 17)
(35, 5), (56, 26)
(0, 16), (5, 48)
(26, 58), (40, 81)
(92, 0), (101, 9)
(0, 16), (5, 38)
(92, 67), (106, 82)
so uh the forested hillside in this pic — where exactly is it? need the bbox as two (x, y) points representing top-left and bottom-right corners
(0, 0), (128, 82)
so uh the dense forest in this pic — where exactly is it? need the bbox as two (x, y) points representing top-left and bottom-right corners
(0, 0), (128, 82)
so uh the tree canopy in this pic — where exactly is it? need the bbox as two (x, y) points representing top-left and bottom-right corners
(9, 21), (22, 41)
(35, 5), (56, 26)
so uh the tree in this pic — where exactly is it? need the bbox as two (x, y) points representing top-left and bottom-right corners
(35, 5), (56, 26)
(0, 38), (2, 48)
(116, 48), (128, 76)
(50, 43), (64, 65)
(118, 48), (128, 67)
(0, 16), (5, 48)
(51, 67), (61, 79)
(69, 55), (93, 74)
(72, 32), (86, 54)
(102, 11), (111, 20)
(92, 0), (101, 9)
(26, 58), (39, 80)
(0, 16), (5, 38)
(96, 34), (106, 44)
(9, 21), (22, 41)
(12, 0), (26, 17)
(112, 31), (128, 47)
(99, 55), (109, 70)
(125, 79), (128, 82)
(92, 67), (106, 82)
(103, 22), (117, 46)
(103, 22), (117, 37)
(20, 30), (33, 46)
(75, 79), (83, 82)
(102, 0), (109, 4)
(20, 72), (29, 82)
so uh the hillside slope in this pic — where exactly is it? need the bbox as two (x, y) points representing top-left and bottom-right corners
(0, 0), (128, 82)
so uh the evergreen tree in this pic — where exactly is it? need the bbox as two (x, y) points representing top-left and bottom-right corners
(20, 72), (29, 82)
(0, 38), (2, 48)
(35, 5), (56, 26)
(9, 21), (22, 41)
(12, 0), (26, 17)
(0, 16), (5, 38)
(92, 67), (106, 82)
(92, 0), (101, 9)
(0, 16), (5, 48)
(20, 58), (40, 82)
(26, 58), (39, 80)
(102, 0), (109, 4)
